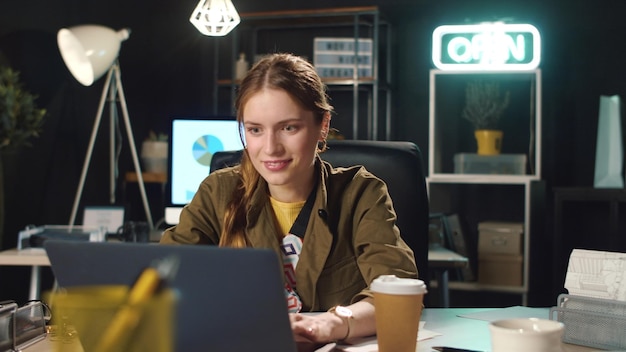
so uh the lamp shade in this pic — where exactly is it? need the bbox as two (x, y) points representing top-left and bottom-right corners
(57, 25), (130, 86)
(190, 0), (240, 37)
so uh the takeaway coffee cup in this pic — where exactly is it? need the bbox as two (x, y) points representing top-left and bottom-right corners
(371, 275), (427, 352)
(489, 318), (565, 352)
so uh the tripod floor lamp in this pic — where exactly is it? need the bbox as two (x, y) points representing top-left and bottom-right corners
(57, 25), (153, 230)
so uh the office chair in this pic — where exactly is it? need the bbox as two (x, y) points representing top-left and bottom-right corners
(210, 140), (430, 284)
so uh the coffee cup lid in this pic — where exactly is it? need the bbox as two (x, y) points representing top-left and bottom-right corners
(370, 275), (427, 295)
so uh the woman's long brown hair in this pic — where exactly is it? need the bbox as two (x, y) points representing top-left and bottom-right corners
(219, 53), (334, 247)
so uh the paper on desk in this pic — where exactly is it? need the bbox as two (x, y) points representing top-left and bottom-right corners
(333, 322), (441, 352)
(564, 249), (626, 301)
(457, 306), (549, 322)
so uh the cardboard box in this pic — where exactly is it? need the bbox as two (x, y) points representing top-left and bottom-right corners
(478, 221), (523, 255)
(478, 253), (523, 286)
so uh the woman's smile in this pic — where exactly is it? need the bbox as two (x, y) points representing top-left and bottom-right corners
(264, 159), (292, 171)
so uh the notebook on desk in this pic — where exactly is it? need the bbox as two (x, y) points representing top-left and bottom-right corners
(44, 240), (297, 352)
(164, 117), (244, 225)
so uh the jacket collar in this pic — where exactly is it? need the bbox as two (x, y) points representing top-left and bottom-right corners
(294, 157), (334, 309)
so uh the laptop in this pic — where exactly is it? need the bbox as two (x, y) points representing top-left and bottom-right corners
(44, 240), (297, 352)
(165, 117), (244, 225)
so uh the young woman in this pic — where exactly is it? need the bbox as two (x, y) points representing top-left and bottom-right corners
(160, 53), (418, 346)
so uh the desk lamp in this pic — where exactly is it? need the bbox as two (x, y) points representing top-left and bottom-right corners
(57, 25), (153, 230)
(190, 0), (240, 36)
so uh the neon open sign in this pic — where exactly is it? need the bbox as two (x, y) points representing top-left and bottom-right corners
(432, 23), (541, 71)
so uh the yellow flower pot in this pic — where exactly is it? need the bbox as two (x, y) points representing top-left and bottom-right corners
(475, 129), (503, 155)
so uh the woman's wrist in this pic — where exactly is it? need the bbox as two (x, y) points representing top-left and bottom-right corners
(327, 306), (353, 341)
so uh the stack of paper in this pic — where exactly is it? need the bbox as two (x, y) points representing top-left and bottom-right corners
(564, 248), (626, 301)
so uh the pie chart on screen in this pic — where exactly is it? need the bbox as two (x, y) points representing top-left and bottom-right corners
(193, 135), (225, 166)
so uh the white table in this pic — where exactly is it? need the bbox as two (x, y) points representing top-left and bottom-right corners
(317, 307), (602, 352)
(1, 247), (466, 306)
(23, 308), (605, 352)
(0, 248), (49, 300)
(428, 246), (468, 307)
(416, 308), (598, 352)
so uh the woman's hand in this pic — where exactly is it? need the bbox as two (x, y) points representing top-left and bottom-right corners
(289, 298), (376, 346)
(290, 312), (344, 344)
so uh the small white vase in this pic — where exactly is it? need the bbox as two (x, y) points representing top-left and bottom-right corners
(140, 141), (168, 174)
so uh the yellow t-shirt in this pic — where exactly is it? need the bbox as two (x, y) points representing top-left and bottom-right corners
(269, 197), (305, 235)
(270, 196), (307, 313)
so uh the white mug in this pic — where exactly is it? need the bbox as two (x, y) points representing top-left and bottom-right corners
(489, 318), (564, 352)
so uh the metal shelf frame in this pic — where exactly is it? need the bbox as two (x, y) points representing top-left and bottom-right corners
(213, 6), (393, 140)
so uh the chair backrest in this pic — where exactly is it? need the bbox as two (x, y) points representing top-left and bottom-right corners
(210, 140), (430, 283)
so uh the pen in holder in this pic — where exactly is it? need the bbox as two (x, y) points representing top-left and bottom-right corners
(48, 285), (175, 352)
(48, 256), (179, 352)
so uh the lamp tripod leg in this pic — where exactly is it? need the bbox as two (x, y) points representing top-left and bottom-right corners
(113, 66), (154, 230)
(68, 68), (115, 227)
(109, 76), (118, 204)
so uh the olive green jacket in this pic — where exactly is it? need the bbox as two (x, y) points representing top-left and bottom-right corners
(160, 158), (418, 311)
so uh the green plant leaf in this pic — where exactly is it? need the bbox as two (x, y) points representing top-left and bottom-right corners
(462, 80), (510, 130)
(0, 65), (46, 151)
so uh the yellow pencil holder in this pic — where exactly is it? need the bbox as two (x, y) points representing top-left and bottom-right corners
(47, 285), (175, 352)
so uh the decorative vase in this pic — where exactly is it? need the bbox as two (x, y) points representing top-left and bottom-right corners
(475, 130), (503, 155)
(141, 141), (168, 174)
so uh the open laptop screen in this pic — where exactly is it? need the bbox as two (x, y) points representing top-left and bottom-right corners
(165, 117), (243, 224)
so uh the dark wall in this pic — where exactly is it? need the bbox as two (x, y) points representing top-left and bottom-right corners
(2, 0), (626, 301)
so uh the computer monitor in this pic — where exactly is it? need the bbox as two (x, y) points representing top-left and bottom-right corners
(165, 117), (244, 225)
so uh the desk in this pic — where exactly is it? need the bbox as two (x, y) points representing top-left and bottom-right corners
(316, 308), (599, 352)
(25, 308), (601, 352)
(413, 308), (596, 352)
(428, 246), (468, 308)
(2, 247), (464, 307)
(0, 248), (49, 300)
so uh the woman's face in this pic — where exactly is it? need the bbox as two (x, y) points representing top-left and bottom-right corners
(242, 88), (326, 201)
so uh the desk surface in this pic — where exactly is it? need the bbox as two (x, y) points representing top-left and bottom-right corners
(415, 308), (596, 352)
(1, 247), (466, 269)
(316, 307), (600, 352)
(0, 247), (465, 304)
(25, 308), (602, 352)
(0, 248), (50, 266)
(428, 246), (468, 268)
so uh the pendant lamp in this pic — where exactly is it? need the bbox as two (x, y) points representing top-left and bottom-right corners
(190, 0), (241, 36)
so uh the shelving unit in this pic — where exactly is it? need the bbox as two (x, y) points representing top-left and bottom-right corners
(212, 6), (392, 140)
(426, 68), (543, 306)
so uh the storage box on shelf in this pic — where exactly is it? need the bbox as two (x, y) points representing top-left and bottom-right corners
(478, 254), (523, 286)
(477, 221), (524, 286)
(454, 153), (526, 175)
(478, 221), (523, 255)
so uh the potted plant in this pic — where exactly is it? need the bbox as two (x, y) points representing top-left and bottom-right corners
(0, 65), (46, 247)
(140, 130), (168, 174)
(462, 80), (510, 155)
(0, 66), (46, 151)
